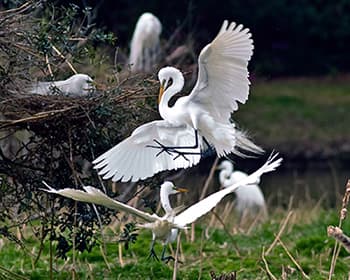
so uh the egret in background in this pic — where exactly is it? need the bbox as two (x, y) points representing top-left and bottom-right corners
(42, 153), (282, 261)
(29, 74), (95, 97)
(218, 160), (268, 221)
(94, 20), (262, 182)
(129, 12), (162, 73)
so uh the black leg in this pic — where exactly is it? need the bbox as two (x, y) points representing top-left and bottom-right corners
(146, 139), (175, 157)
(148, 239), (159, 261)
(160, 245), (175, 263)
(146, 129), (204, 159)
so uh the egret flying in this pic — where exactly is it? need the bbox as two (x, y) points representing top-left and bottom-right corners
(218, 160), (267, 220)
(29, 74), (95, 97)
(42, 153), (282, 260)
(129, 12), (162, 72)
(93, 20), (262, 182)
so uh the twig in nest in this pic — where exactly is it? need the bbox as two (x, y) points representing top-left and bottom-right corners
(45, 54), (53, 78)
(51, 45), (77, 74)
(0, 106), (79, 129)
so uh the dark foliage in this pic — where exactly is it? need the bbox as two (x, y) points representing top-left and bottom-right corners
(0, 1), (158, 260)
(51, 0), (350, 77)
(118, 222), (138, 250)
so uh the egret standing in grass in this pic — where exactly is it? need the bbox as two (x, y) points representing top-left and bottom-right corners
(94, 20), (262, 182)
(218, 160), (268, 221)
(42, 153), (282, 261)
(129, 12), (162, 73)
(29, 74), (95, 97)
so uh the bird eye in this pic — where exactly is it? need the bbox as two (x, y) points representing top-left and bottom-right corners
(167, 78), (173, 88)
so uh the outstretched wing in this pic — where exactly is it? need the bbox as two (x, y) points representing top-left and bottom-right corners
(174, 153), (282, 227)
(93, 120), (201, 182)
(189, 20), (253, 122)
(42, 182), (159, 223)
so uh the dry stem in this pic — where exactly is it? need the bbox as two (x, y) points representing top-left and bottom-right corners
(265, 210), (293, 255)
(262, 246), (278, 280)
(328, 179), (350, 280)
(172, 232), (182, 280)
(277, 236), (309, 279)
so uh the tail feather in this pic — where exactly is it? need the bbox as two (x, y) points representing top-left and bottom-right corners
(233, 130), (264, 157)
(199, 114), (263, 157)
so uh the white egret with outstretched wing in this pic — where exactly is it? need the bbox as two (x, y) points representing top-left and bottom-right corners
(94, 20), (261, 182)
(43, 153), (282, 260)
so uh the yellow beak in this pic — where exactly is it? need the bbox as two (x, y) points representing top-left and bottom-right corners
(176, 187), (188, 193)
(158, 83), (165, 104)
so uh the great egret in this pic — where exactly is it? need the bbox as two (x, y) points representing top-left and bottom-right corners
(29, 74), (95, 97)
(42, 153), (282, 260)
(129, 12), (162, 72)
(218, 160), (267, 220)
(93, 20), (262, 182)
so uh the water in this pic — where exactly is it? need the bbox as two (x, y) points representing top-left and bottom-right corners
(169, 156), (349, 210)
(261, 160), (349, 208)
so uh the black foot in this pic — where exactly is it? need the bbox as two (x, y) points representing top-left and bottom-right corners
(161, 255), (183, 264)
(172, 150), (190, 161)
(146, 139), (175, 157)
(148, 247), (159, 261)
(146, 136), (202, 161)
(161, 255), (175, 263)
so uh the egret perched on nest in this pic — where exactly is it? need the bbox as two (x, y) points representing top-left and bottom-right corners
(218, 160), (268, 220)
(29, 74), (95, 97)
(129, 12), (162, 72)
(94, 20), (262, 182)
(43, 153), (282, 261)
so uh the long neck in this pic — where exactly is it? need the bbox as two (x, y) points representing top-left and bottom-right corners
(158, 71), (184, 121)
(219, 165), (234, 187)
(160, 188), (173, 214)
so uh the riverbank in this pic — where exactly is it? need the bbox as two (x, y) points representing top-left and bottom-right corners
(235, 75), (350, 161)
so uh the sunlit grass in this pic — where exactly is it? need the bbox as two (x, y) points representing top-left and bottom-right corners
(0, 206), (349, 279)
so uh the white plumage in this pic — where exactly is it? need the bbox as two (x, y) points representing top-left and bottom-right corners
(129, 12), (162, 72)
(43, 153), (282, 259)
(94, 121), (201, 182)
(94, 20), (262, 182)
(218, 160), (267, 219)
(29, 74), (95, 97)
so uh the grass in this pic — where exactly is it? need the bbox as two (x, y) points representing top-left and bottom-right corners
(0, 205), (349, 279)
(235, 76), (350, 155)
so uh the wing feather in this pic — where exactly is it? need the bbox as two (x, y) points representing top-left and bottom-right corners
(93, 120), (201, 182)
(189, 21), (254, 123)
(174, 153), (282, 227)
(42, 182), (159, 222)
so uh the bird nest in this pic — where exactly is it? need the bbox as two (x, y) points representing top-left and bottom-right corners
(0, 1), (164, 258)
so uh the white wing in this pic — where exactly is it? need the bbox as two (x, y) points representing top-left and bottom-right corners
(189, 20), (253, 122)
(42, 182), (159, 223)
(93, 120), (201, 182)
(174, 153), (282, 227)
